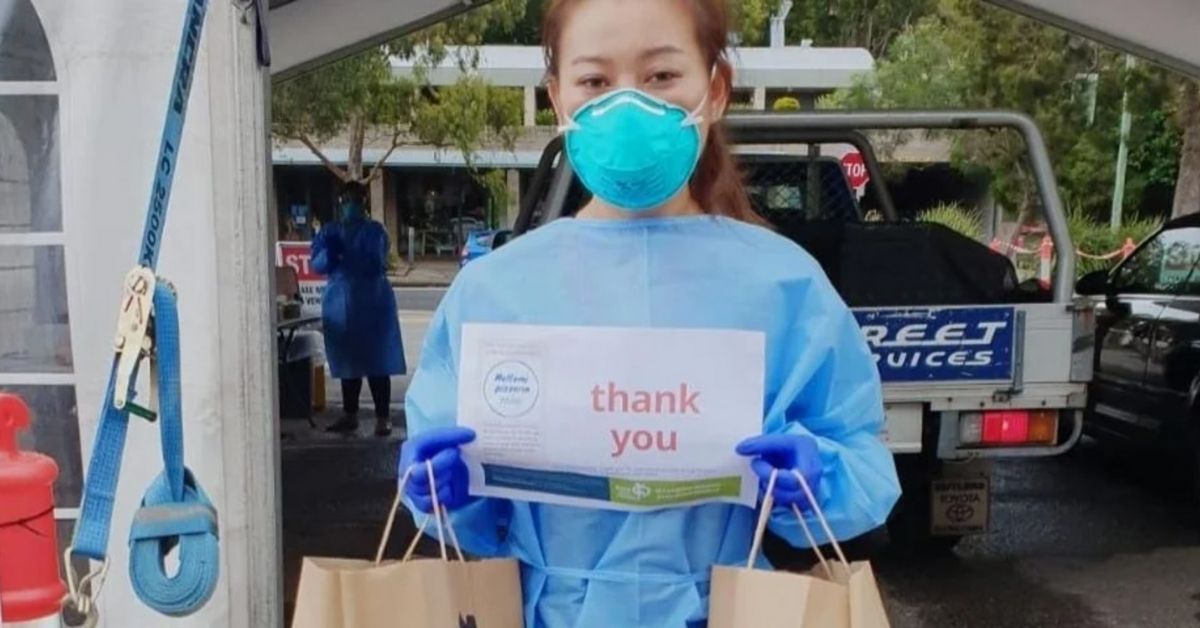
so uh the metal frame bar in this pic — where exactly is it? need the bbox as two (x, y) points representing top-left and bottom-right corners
(515, 135), (564, 234)
(525, 110), (1076, 303)
(539, 155), (576, 226)
(524, 128), (902, 227)
(729, 127), (899, 220)
(725, 111), (1075, 303)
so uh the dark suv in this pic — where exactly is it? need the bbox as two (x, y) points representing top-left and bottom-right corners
(1077, 213), (1200, 488)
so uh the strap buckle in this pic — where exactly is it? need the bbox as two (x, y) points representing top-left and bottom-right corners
(62, 547), (108, 628)
(113, 267), (157, 418)
(130, 501), (220, 542)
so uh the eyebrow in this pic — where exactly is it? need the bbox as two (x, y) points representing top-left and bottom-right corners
(571, 55), (610, 67)
(570, 45), (686, 67)
(640, 45), (685, 60)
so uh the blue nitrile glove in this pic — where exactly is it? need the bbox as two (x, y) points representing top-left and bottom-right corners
(736, 433), (823, 511)
(398, 427), (476, 513)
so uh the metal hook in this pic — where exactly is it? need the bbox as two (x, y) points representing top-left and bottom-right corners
(231, 0), (254, 23)
(62, 548), (109, 628)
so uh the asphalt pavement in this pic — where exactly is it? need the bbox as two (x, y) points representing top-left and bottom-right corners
(281, 422), (1200, 627)
(879, 442), (1200, 628)
(393, 286), (445, 312)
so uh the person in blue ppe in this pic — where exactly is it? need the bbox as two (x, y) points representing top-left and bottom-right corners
(398, 0), (901, 625)
(312, 180), (405, 437)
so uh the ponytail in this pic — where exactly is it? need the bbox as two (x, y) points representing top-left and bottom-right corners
(689, 56), (768, 228)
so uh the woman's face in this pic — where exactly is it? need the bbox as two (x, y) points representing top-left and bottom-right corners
(549, 0), (725, 142)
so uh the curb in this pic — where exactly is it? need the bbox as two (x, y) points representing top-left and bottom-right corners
(389, 281), (452, 288)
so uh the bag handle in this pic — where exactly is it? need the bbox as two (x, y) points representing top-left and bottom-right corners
(745, 469), (850, 579)
(375, 460), (467, 565)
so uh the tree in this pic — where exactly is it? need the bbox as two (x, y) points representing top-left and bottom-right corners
(787, 0), (935, 57)
(827, 0), (1187, 231)
(1173, 80), (1200, 217)
(729, 0), (775, 46)
(271, 0), (527, 185)
(482, 0), (545, 45)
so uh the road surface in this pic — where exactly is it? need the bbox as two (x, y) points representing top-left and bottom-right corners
(394, 287), (445, 312)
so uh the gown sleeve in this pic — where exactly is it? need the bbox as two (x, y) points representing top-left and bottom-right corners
(311, 224), (340, 275)
(763, 272), (901, 548)
(403, 278), (513, 557)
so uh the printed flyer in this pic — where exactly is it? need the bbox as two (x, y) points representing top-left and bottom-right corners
(457, 323), (766, 511)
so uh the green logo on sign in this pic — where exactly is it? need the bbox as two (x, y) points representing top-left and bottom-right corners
(609, 477), (741, 506)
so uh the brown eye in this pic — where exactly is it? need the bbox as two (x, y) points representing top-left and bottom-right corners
(646, 71), (680, 85)
(579, 76), (609, 91)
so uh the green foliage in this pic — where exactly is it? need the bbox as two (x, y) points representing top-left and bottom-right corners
(482, 0), (545, 45)
(1129, 109), (1183, 190)
(476, 169), (511, 227)
(916, 202), (1161, 278)
(795, 0), (935, 56)
(414, 79), (523, 169)
(1068, 209), (1161, 276)
(271, 0), (527, 182)
(918, 203), (983, 241)
(772, 96), (801, 111)
(730, 0), (775, 46)
(392, 0), (528, 57)
(826, 0), (1185, 223)
(535, 108), (558, 127)
(272, 51), (416, 150)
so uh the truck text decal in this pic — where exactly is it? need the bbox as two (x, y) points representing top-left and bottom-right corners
(854, 307), (1016, 382)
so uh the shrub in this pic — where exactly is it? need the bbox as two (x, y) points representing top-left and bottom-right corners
(534, 108), (557, 127)
(1069, 209), (1161, 276)
(772, 96), (801, 111)
(917, 203), (983, 242)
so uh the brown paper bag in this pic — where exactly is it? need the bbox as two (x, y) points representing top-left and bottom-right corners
(709, 470), (891, 628)
(291, 463), (524, 628)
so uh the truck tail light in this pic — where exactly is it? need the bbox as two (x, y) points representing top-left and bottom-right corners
(959, 410), (1058, 447)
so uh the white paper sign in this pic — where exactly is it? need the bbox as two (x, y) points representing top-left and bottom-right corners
(458, 323), (766, 511)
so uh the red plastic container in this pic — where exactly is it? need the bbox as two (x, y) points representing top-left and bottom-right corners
(0, 393), (67, 622)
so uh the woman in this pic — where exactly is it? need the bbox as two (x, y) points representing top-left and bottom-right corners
(312, 180), (405, 437)
(399, 0), (901, 625)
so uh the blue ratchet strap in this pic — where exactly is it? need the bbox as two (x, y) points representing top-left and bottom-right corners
(126, 285), (220, 616)
(70, 0), (218, 618)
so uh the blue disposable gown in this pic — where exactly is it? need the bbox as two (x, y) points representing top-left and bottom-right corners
(405, 215), (901, 628)
(311, 218), (406, 379)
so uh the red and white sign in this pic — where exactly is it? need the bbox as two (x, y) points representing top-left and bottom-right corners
(276, 241), (326, 312)
(277, 241), (319, 281)
(840, 151), (870, 189)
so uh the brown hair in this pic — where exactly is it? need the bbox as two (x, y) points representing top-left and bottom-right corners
(543, 0), (767, 227)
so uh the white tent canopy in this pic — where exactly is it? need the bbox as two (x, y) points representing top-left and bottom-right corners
(269, 0), (487, 79)
(271, 0), (1200, 79)
(985, 0), (1200, 78)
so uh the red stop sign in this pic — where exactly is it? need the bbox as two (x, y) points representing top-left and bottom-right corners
(840, 152), (870, 188)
